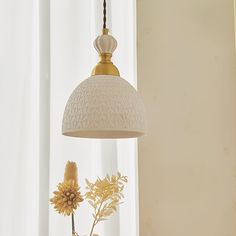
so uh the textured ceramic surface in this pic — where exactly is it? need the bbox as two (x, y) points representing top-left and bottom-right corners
(62, 75), (146, 138)
(94, 34), (117, 54)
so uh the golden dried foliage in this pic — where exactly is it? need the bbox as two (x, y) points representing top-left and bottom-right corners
(85, 172), (128, 236)
(50, 161), (83, 216)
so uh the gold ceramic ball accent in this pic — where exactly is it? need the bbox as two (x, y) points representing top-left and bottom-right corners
(92, 29), (120, 76)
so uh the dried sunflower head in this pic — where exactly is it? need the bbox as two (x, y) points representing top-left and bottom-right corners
(50, 161), (83, 216)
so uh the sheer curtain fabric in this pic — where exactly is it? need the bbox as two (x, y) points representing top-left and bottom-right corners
(0, 0), (139, 236)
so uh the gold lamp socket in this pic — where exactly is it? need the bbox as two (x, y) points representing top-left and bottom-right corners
(91, 53), (120, 76)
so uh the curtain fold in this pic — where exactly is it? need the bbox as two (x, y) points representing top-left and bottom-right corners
(0, 0), (40, 235)
(0, 0), (138, 236)
(39, 0), (50, 235)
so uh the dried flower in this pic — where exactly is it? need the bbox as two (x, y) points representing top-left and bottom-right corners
(50, 161), (127, 236)
(50, 161), (83, 216)
(64, 161), (78, 184)
(85, 172), (128, 236)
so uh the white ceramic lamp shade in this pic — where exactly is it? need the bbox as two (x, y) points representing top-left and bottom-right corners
(62, 29), (146, 139)
(62, 75), (146, 138)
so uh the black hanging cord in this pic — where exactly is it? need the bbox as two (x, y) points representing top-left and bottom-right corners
(103, 0), (107, 29)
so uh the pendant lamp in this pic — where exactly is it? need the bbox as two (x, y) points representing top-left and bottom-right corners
(62, 0), (146, 139)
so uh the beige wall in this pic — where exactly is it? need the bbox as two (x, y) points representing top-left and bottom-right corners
(137, 0), (236, 236)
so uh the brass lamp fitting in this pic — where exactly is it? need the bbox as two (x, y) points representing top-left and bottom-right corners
(91, 28), (120, 76)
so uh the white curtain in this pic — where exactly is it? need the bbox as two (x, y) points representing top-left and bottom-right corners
(0, 0), (139, 236)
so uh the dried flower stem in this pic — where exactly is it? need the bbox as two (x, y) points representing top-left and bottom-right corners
(89, 202), (103, 236)
(89, 217), (96, 236)
(72, 213), (75, 235)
